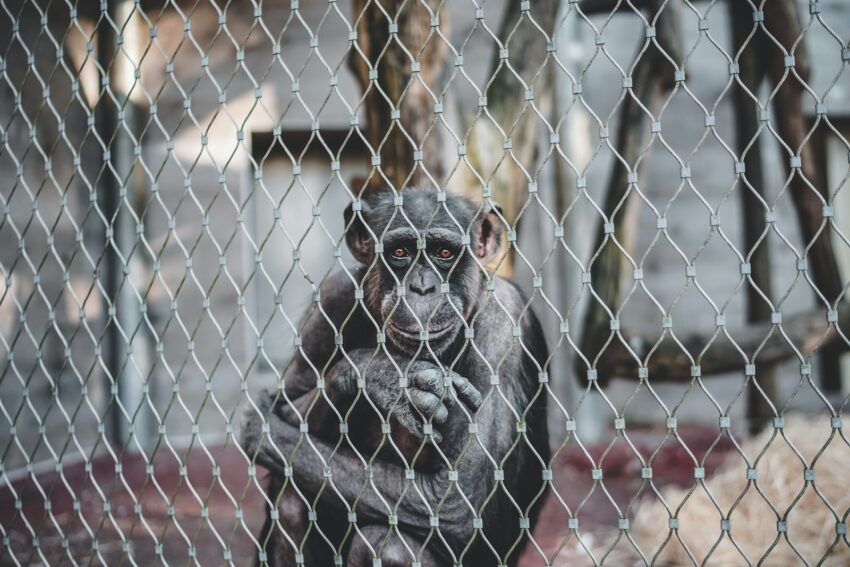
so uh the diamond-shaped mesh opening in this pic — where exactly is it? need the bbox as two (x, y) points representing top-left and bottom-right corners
(2, 0), (850, 565)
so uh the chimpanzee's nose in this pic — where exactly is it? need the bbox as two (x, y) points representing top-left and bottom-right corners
(409, 270), (436, 296)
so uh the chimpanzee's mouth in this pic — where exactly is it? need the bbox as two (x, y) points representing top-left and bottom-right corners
(387, 321), (455, 341)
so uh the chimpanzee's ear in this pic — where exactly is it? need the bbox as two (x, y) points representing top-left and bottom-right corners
(475, 202), (504, 264)
(344, 200), (374, 265)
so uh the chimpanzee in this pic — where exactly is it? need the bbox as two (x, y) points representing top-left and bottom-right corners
(242, 187), (549, 566)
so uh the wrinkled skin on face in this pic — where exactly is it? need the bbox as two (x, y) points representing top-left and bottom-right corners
(344, 187), (503, 357)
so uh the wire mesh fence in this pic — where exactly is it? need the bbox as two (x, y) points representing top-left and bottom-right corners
(1, 0), (850, 565)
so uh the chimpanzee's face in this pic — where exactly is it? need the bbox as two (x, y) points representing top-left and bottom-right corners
(345, 188), (502, 356)
(375, 224), (471, 355)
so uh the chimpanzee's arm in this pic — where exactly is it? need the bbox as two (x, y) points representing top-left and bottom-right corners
(268, 267), (369, 426)
(271, 266), (481, 441)
(243, 280), (541, 548)
(242, 396), (481, 545)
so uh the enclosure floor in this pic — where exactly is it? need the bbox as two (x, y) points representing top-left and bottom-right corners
(0, 424), (735, 565)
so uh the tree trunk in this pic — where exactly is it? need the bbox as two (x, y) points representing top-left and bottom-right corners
(348, 0), (448, 196)
(462, 0), (558, 274)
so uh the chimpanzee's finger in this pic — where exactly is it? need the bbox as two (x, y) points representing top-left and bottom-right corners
(393, 404), (444, 443)
(411, 368), (456, 408)
(408, 390), (449, 424)
(393, 406), (425, 440)
(451, 373), (483, 410)
(411, 367), (442, 393)
(257, 389), (275, 415)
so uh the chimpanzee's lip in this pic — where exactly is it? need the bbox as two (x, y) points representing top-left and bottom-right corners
(387, 321), (455, 341)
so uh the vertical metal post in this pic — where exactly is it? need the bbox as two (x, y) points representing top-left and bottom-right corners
(96, 0), (154, 449)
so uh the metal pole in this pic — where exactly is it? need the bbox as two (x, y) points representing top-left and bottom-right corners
(96, 0), (154, 449)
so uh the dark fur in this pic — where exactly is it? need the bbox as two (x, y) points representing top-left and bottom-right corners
(242, 188), (550, 566)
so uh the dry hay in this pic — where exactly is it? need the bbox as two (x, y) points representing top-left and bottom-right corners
(626, 415), (850, 566)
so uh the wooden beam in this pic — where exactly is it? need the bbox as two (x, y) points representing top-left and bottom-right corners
(595, 306), (850, 382)
(761, 0), (844, 394)
(575, 0), (655, 16)
(575, 0), (709, 16)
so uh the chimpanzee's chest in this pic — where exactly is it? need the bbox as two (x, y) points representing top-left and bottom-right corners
(342, 399), (442, 472)
(342, 357), (479, 473)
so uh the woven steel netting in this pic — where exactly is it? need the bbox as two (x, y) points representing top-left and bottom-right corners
(1, 0), (850, 565)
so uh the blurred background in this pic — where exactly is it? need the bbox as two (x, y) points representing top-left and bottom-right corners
(1, 0), (850, 564)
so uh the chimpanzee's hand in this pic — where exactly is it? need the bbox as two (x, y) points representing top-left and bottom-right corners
(388, 360), (482, 443)
(324, 350), (483, 443)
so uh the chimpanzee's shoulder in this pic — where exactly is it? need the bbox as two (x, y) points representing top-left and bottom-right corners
(493, 276), (528, 312)
(492, 277), (545, 333)
(314, 265), (369, 321)
(319, 265), (366, 295)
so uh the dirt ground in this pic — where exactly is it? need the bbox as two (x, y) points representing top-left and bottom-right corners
(0, 424), (737, 566)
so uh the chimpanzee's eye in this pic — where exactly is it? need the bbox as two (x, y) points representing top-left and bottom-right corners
(436, 247), (454, 260)
(391, 247), (408, 258)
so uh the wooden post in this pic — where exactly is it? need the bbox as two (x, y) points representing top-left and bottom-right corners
(348, 0), (447, 195)
(761, 0), (844, 395)
(96, 0), (155, 449)
(728, 0), (777, 433)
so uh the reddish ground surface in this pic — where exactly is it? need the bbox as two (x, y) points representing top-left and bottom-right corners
(0, 425), (736, 566)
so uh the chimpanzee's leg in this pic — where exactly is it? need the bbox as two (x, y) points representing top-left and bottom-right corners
(345, 525), (441, 567)
(257, 475), (336, 566)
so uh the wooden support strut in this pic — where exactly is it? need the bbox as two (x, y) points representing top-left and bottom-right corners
(578, 0), (848, 387)
(594, 306), (850, 382)
(761, 0), (845, 394)
(576, 0), (682, 387)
